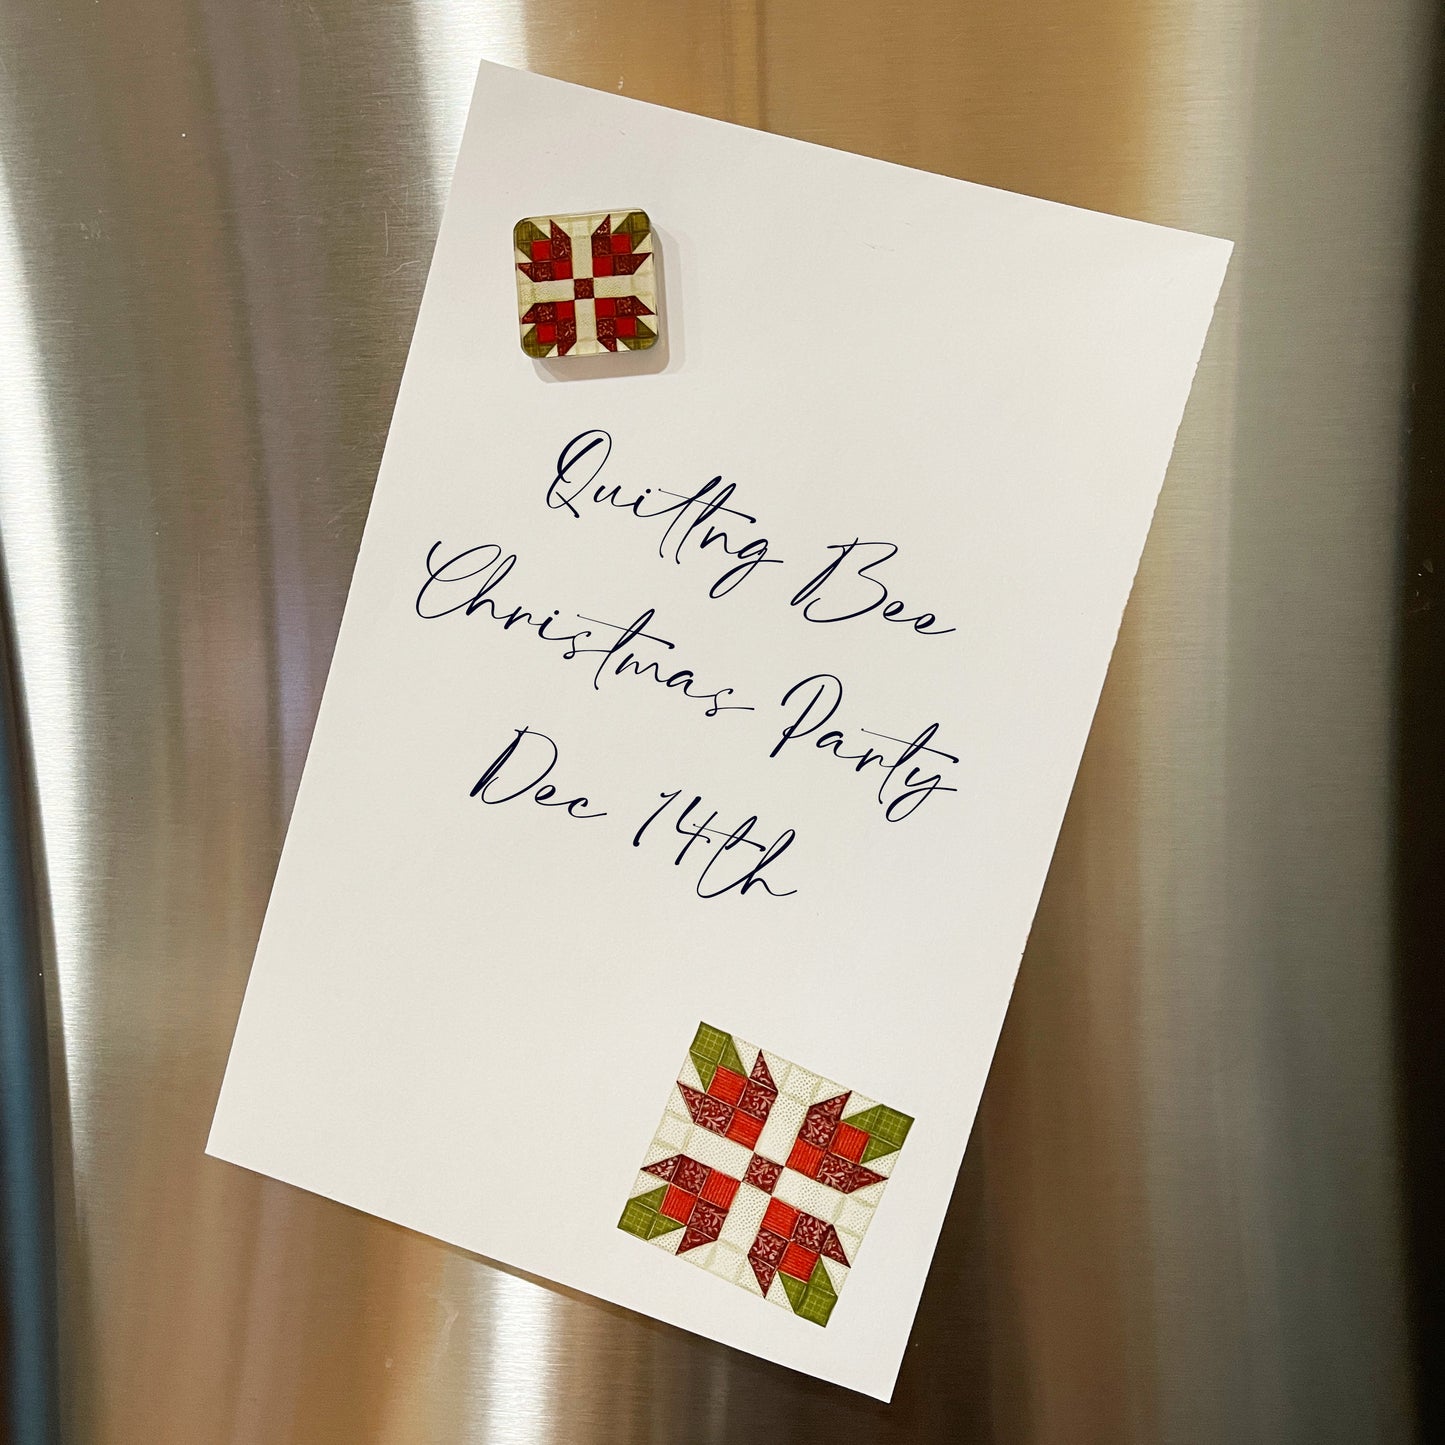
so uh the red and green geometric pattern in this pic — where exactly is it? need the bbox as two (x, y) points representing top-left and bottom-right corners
(513, 210), (659, 357)
(619, 1023), (913, 1327)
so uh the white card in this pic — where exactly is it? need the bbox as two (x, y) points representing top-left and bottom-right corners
(207, 59), (1231, 1400)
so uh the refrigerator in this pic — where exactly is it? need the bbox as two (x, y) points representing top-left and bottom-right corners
(0, 1), (1432, 1440)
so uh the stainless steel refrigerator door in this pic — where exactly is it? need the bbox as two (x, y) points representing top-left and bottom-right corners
(0, 2), (1425, 1441)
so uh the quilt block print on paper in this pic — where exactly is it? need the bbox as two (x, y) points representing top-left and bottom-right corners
(513, 210), (658, 357)
(619, 1023), (913, 1326)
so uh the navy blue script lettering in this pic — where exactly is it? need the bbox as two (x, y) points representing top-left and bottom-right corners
(770, 673), (958, 821)
(545, 429), (783, 599)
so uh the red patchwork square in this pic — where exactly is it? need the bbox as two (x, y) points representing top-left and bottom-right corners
(660, 1185), (696, 1223)
(745, 1155), (783, 1193)
(749, 1228), (787, 1267)
(700, 1171), (740, 1210)
(832, 1122), (869, 1162)
(787, 1138), (825, 1178)
(779, 1243), (819, 1281)
(814, 1152), (849, 1191)
(707, 1066), (747, 1106)
(678, 1084), (733, 1135)
(725, 1110), (763, 1148)
(792, 1213), (828, 1252)
(689, 1199), (727, 1242)
(762, 1198), (798, 1238)
(799, 1106), (840, 1149)
(736, 1080), (775, 1120)
(672, 1156), (708, 1194)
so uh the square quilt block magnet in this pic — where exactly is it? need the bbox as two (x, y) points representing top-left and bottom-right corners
(513, 210), (659, 357)
(619, 1023), (913, 1327)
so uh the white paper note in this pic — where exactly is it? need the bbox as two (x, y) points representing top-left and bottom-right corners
(208, 59), (1231, 1400)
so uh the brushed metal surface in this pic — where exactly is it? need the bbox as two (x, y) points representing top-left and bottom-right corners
(0, 1), (1426, 1440)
